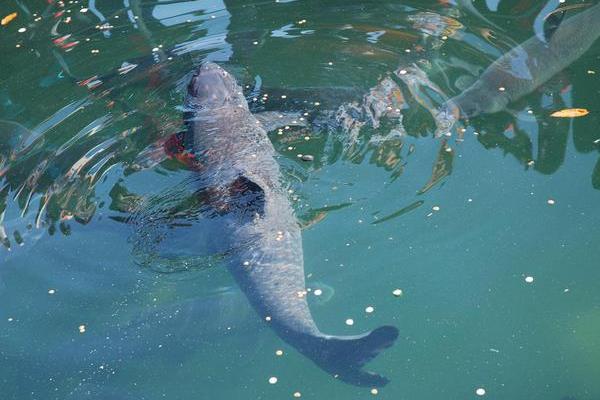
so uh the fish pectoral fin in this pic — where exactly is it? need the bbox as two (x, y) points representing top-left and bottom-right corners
(129, 129), (201, 172)
(163, 130), (202, 170)
(254, 111), (307, 132)
(227, 175), (266, 217)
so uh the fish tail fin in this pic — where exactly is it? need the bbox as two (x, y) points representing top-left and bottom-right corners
(307, 325), (399, 387)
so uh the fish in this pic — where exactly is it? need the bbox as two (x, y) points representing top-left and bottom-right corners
(442, 3), (600, 120)
(168, 62), (399, 387)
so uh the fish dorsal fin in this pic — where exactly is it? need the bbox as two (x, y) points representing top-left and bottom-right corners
(543, 10), (566, 42)
(254, 111), (307, 132)
(542, 4), (590, 43)
(163, 129), (202, 170)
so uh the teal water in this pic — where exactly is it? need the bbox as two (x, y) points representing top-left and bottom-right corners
(1, 0), (600, 399)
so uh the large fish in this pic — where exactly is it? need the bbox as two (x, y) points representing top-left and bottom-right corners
(441, 2), (600, 121)
(172, 62), (399, 387)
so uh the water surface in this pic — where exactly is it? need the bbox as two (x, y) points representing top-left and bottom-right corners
(1, 0), (599, 399)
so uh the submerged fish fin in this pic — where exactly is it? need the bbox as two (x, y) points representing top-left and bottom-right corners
(227, 175), (266, 217)
(543, 3), (590, 43)
(163, 130), (201, 170)
(254, 111), (307, 132)
(543, 10), (566, 42)
(307, 325), (399, 387)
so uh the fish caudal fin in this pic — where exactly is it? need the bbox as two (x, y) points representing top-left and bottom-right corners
(306, 325), (399, 387)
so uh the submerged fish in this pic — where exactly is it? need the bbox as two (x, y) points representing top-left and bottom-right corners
(165, 63), (399, 386)
(442, 3), (600, 120)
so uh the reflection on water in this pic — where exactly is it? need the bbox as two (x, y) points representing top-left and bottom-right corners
(1, 0), (599, 241)
(1, 0), (599, 398)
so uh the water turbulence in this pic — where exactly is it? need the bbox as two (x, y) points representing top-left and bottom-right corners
(1, 0), (600, 397)
(122, 178), (233, 273)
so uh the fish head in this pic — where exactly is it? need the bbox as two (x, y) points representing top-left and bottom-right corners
(186, 62), (246, 110)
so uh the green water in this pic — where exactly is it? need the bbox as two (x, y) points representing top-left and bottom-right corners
(1, 0), (600, 399)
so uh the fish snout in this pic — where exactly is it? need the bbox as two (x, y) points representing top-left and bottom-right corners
(188, 64), (219, 95)
(187, 63), (236, 107)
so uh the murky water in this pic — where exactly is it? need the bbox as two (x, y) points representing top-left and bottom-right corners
(1, 0), (599, 399)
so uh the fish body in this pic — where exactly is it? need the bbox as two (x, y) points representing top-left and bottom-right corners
(182, 63), (398, 386)
(447, 3), (600, 118)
